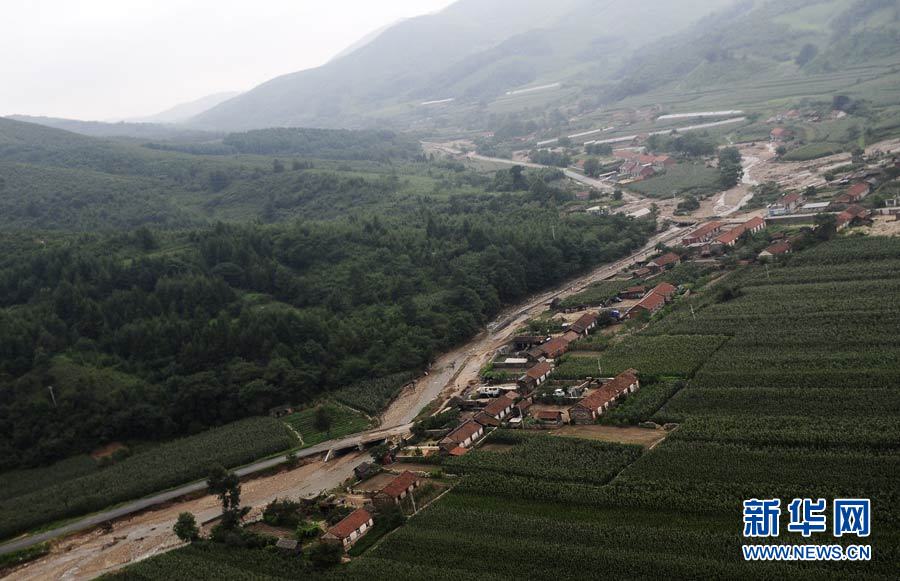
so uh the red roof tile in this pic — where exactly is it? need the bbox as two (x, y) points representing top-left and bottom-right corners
(651, 282), (677, 298)
(762, 241), (791, 255)
(570, 313), (598, 334)
(848, 183), (870, 197)
(379, 471), (419, 499)
(483, 396), (514, 417)
(327, 508), (372, 539)
(650, 252), (680, 267)
(443, 421), (482, 445)
(535, 410), (562, 421)
(526, 361), (553, 381)
(631, 292), (666, 313)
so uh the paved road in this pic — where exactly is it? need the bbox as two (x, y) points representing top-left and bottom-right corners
(0, 423), (412, 556)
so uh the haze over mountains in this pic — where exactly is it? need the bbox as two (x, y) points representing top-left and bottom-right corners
(9, 0), (899, 137)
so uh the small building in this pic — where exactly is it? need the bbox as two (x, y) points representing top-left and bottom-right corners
(439, 421), (484, 452)
(569, 313), (598, 335)
(518, 361), (553, 391)
(837, 204), (870, 230)
(770, 127), (794, 142)
(647, 252), (681, 271)
(621, 285), (647, 300)
(650, 282), (678, 303)
(631, 267), (653, 279)
(682, 222), (724, 246)
(800, 202), (831, 213)
(713, 216), (766, 247)
(538, 336), (570, 359)
(482, 396), (515, 421)
(626, 292), (667, 319)
(845, 183), (871, 203)
(768, 193), (804, 217)
(474, 412), (500, 428)
(759, 240), (792, 259)
(534, 410), (564, 427)
(877, 198), (900, 216)
(275, 538), (302, 554)
(322, 508), (374, 551)
(568, 370), (640, 424)
(373, 472), (421, 506)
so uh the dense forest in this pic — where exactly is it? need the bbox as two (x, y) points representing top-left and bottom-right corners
(0, 200), (652, 469)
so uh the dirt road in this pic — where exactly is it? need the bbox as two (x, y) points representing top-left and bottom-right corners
(5, 453), (365, 581)
(382, 224), (690, 422)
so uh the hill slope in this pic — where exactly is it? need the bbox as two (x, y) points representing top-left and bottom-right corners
(189, 0), (735, 131)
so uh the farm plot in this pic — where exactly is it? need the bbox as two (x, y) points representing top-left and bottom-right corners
(0, 417), (296, 541)
(342, 236), (900, 580)
(554, 334), (728, 378)
(283, 403), (374, 448)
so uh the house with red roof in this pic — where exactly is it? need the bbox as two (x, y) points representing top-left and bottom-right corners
(534, 410), (564, 427)
(439, 421), (484, 452)
(568, 370), (639, 424)
(647, 252), (681, 271)
(322, 508), (374, 550)
(714, 217), (766, 247)
(625, 291), (667, 319)
(758, 240), (792, 259)
(374, 471), (421, 507)
(518, 361), (553, 391)
(569, 312), (598, 335)
(650, 282), (678, 303)
(845, 183), (871, 203)
(682, 221), (724, 245)
(770, 127), (794, 142)
(482, 395), (515, 421)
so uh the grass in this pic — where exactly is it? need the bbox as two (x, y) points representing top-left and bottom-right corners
(0, 542), (50, 572)
(628, 164), (722, 198)
(283, 403), (375, 448)
(781, 142), (845, 161)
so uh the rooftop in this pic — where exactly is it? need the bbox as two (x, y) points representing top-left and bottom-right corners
(326, 508), (372, 540)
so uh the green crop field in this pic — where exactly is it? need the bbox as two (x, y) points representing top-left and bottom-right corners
(628, 164), (722, 198)
(554, 334), (729, 379)
(334, 235), (900, 580)
(558, 280), (633, 309)
(0, 417), (295, 541)
(284, 403), (375, 448)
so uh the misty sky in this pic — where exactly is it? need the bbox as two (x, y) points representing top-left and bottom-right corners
(1, 0), (456, 120)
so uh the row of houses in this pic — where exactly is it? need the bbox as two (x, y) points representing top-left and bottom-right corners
(625, 282), (678, 320)
(569, 370), (640, 424)
(632, 252), (681, 279)
(682, 221), (724, 246)
(713, 216), (766, 247)
(524, 312), (599, 363)
(768, 183), (872, 218)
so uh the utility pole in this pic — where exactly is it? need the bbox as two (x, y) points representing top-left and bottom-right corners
(47, 385), (57, 408)
(690, 305), (696, 320)
(410, 489), (418, 514)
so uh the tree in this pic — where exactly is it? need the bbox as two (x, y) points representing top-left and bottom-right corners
(273, 159), (285, 173)
(309, 541), (343, 567)
(370, 442), (391, 464)
(207, 466), (247, 530)
(208, 170), (231, 192)
(775, 145), (787, 156)
(718, 147), (743, 188)
(815, 213), (837, 241)
(613, 190), (623, 201)
(174, 512), (199, 543)
(795, 43), (818, 66)
(313, 406), (332, 433)
(583, 157), (601, 178)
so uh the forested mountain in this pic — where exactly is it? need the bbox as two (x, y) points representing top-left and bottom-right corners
(188, 0), (736, 130)
(0, 118), (425, 230)
(6, 116), (221, 142)
(0, 206), (652, 468)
